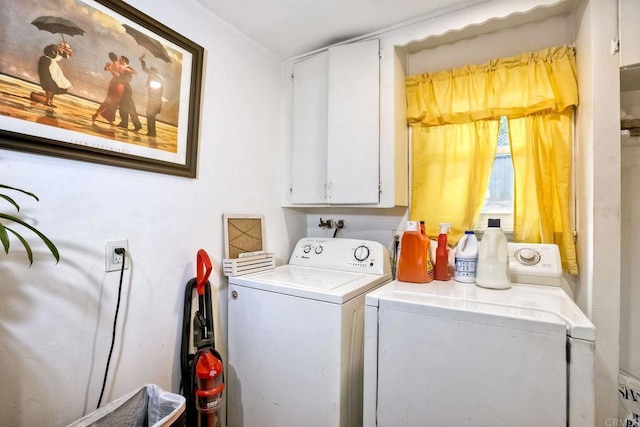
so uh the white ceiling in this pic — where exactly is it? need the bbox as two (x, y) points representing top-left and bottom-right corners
(194, 0), (487, 59)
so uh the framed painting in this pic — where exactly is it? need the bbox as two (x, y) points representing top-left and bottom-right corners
(223, 214), (266, 259)
(0, 0), (204, 177)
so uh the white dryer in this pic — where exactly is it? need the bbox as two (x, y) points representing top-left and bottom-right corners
(363, 243), (596, 427)
(227, 237), (391, 427)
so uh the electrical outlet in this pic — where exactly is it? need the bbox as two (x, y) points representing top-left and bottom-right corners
(105, 239), (129, 272)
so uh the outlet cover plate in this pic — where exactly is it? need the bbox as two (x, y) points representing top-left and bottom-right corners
(105, 239), (129, 272)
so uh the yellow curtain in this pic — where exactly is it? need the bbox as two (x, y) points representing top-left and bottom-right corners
(407, 46), (579, 272)
(411, 120), (498, 244)
(509, 112), (578, 274)
(406, 46), (578, 124)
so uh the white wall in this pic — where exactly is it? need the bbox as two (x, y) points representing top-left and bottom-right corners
(407, 14), (574, 74)
(305, 208), (408, 249)
(0, 0), (306, 425)
(574, 0), (621, 422)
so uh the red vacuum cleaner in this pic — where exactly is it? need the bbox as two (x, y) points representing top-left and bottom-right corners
(181, 249), (224, 427)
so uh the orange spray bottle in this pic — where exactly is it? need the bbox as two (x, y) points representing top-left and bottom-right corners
(434, 223), (451, 281)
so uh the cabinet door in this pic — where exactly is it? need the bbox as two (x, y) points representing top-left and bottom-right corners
(327, 39), (380, 204)
(291, 51), (329, 204)
(620, 0), (640, 67)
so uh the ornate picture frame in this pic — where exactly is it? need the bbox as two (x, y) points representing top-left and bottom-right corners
(0, 0), (204, 177)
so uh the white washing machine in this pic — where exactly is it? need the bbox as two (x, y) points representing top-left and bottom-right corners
(363, 243), (596, 427)
(227, 237), (391, 427)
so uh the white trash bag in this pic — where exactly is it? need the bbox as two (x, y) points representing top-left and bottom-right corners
(619, 372), (640, 427)
(67, 384), (185, 427)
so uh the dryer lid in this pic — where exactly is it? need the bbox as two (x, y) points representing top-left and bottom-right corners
(366, 280), (596, 341)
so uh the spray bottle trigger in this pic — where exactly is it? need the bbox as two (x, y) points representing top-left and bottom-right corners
(439, 223), (452, 234)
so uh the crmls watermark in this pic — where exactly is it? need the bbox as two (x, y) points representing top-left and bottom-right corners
(605, 415), (640, 426)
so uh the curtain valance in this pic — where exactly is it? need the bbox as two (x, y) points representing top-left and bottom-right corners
(406, 45), (578, 125)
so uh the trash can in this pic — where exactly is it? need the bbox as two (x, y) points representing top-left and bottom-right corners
(67, 384), (185, 427)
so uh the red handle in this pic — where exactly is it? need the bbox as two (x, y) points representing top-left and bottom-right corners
(197, 249), (212, 295)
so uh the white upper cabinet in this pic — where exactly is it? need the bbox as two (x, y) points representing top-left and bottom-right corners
(620, 0), (640, 68)
(285, 39), (400, 207)
(326, 40), (380, 204)
(290, 51), (329, 204)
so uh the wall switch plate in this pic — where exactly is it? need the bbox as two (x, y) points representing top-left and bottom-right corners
(105, 239), (129, 272)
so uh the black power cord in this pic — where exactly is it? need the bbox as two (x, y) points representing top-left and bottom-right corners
(96, 247), (126, 409)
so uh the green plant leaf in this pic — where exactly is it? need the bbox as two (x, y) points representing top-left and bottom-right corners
(0, 213), (59, 263)
(0, 221), (9, 254)
(0, 194), (20, 212)
(5, 226), (33, 265)
(0, 184), (39, 201)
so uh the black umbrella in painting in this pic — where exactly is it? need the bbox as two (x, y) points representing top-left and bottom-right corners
(123, 24), (171, 63)
(31, 16), (85, 43)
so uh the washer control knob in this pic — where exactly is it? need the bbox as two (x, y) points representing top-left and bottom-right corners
(315, 245), (323, 254)
(515, 248), (541, 265)
(354, 245), (370, 262)
(303, 244), (312, 254)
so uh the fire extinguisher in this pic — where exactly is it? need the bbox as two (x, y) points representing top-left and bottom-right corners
(181, 249), (225, 427)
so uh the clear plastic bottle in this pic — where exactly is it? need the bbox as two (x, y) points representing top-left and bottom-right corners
(454, 231), (479, 283)
(397, 221), (430, 283)
(475, 219), (511, 289)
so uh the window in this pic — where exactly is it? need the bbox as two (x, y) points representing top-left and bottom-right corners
(476, 116), (514, 232)
(406, 46), (578, 272)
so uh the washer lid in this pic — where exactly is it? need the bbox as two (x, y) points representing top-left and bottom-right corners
(229, 265), (391, 304)
(366, 280), (596, 341)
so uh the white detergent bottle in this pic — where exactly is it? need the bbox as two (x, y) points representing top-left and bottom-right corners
(454, 231), (478, 283)
(475, 219), (511, 289)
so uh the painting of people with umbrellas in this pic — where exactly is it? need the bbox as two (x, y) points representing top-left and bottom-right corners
(31, 16), (84, 106)
(0, 0), (204, 177)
